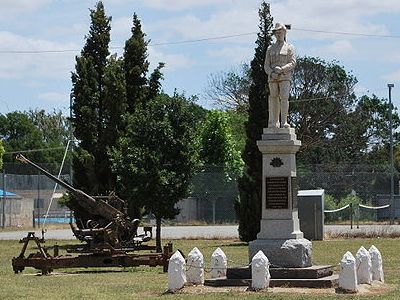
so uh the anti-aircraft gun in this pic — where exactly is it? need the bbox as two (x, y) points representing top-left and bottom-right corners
(12, 154), (172, 275)
(15, 154), (150, 249)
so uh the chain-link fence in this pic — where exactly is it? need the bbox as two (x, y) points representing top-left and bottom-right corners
(298, 164), (398, 225)
(1, 161), (398, 227)
(0, 162), (71, 228)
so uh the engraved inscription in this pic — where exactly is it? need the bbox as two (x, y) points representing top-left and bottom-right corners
(266, 177), (289, 209)
(291, 177), (298, 209)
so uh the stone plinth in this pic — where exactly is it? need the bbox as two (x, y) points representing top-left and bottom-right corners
(249, 238), (312, 268)
(250, 127), (312, 268)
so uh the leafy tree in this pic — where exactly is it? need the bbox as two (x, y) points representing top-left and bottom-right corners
(0, 111), (45, 162)
(205, 64), (251, 114)
(193, 110), (243, 222)
(27, 109), (70, 163)
(198, 110), (243, 174)
(110, 94), (200, 251)
(237, 1), (273, 242)
(350, 95), (400, 164)
(290, 57), (358, 164)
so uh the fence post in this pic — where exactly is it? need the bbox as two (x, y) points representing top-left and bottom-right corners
(32, 210), (36, 228)
(350, 203), (353, 229)
(356, 204), (359, 229)
(2, 169), (6, 229)
(37, 170), (40, 227)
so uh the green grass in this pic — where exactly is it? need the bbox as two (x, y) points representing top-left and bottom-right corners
(0, 238), (399, 299)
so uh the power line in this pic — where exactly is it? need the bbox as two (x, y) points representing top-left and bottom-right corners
(151, 32), (257, 46)
(292, 27), (400, 39)
(4, 146), (70, 155)
(0, 26), (399, 54)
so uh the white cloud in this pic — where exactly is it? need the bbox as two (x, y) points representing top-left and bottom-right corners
(139, 0), (234, 11)
(150, 9), (258, 44)
(111, 16), (132, 39)
(308, 40), (355, 58)
(270, 0), (396, 41)
(207, 46), (253, 64)
(0, 0), (52, 18)
(0, 31), (77, 79)
(38, 92), (69, 103)
(148, 47), (195, 71)
(382, 70), (400, 82)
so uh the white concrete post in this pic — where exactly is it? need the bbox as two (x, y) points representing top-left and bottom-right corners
(339, 251), (358, 292)
(369, 245), (384, 282)
(167, 250), (186, 292)
(210, 247), (227, 278)
(251, 250), (270, 290)
(186, 247), (204, 285)
(356, 246), (372, 284)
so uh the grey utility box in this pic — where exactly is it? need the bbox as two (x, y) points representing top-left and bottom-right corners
(297, 189), (324, 240)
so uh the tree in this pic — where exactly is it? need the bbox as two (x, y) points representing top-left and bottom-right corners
(237, 2), (273, 242)
(110, 94), (201, 251)
(27, 109), (70, 163)
(193, 110), (243, 222)
(350, 95), (400, 163)
(124, 13), (164, 111)
(198, 110), (243, 173)
(0, 111), (45, 162)
(289, 57), (358, 164)
(124, 13), (149, 111)
(71, 1), (114, 195)
(205, 64), (251, 114)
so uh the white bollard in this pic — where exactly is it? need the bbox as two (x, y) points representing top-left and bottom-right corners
(356, 246), (372, 284)
(186, 247), (204, 285)
(167, 250), (186, 292)
(211, 247), (227, 278)
(369, 245), (384, 282)
(251, 250), (270, 290)
(339, 251), (358, 292)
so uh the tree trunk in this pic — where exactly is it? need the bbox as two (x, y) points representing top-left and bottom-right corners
(156, 216), (162, 252)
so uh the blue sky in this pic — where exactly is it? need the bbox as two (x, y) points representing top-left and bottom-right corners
(1, 0), (400, 115)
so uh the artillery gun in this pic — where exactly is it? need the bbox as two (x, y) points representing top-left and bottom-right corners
(12, 154), (172, 275)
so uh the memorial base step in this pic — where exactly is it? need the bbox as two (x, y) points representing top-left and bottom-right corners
(204, 274), (339, 288)
(226, 265), (334, 279)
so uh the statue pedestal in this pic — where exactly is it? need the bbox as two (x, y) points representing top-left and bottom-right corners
(248, 127), (312, 268)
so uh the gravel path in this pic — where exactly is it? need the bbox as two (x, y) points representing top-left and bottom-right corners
(1, 224), (400, 240)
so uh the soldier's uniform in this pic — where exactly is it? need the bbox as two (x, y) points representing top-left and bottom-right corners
(264, 42), (296, 83)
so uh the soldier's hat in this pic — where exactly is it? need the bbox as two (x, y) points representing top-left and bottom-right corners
(272, 23), (287, 32)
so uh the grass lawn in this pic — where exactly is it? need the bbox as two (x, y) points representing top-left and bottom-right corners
(0, 237), (399, 299)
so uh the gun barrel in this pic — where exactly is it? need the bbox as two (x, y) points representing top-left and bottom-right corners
(16, 154), (77, 193)
(16, 154), (133, 228)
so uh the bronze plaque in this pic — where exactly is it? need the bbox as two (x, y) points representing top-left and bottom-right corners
(266, 177), (289, 209)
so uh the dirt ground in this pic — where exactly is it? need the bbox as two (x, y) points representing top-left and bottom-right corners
(179, 281), (391, 296)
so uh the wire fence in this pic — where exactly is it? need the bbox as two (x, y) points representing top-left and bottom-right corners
(0, 162), (398, 227)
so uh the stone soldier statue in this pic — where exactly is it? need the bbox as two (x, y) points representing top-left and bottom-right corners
(264, 23), (296, 128)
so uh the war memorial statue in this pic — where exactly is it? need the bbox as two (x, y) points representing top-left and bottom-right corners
(249, 22), (312, 268)
(264, 23), (296, 128)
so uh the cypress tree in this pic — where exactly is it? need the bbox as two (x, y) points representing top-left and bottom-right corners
(71, 1), (113, 195)
(237, 2), (273, 242)
(124, 13), (150, 111)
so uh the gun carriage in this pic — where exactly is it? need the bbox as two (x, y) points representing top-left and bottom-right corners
(12, 154), (172, 275)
